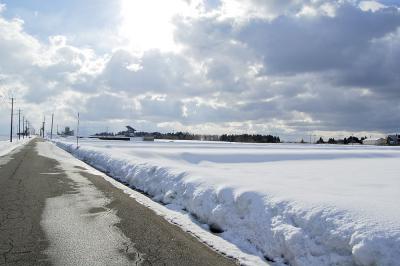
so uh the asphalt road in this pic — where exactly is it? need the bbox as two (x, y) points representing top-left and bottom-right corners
(0, 139), (237, 266)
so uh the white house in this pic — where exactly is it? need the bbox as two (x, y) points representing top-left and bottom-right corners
(363, 138), (386, 145)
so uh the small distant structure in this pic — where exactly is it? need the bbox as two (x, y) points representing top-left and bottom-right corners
(115, 126), (136, 137)
(89, 126), (154, 141)
(143, 136), (155, 141)
(119, 126), (154, 140)
(125, 126), (136, 136)
(387, 134), (400, 145)
(62, 126), (74, 136)
(363, 138), (386, 145)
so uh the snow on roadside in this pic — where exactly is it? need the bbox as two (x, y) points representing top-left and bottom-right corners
(53, 138), (400, 266)
(0, 136), (33, 157)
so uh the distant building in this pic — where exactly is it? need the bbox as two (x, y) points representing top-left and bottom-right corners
(117, 126), (136, 137)
(387, 134), (400, 145)
(62, 126), (74, 136)
(363, 138), (386, 145)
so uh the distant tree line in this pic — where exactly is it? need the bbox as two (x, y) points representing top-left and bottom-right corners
(132, 131), (281, 143)
(219, 134), (280, 143)
(316, 136), (367, 144)
(133, 131), (218, 141)
(94, 129), (377, 145)
(94, 131), (114, 136)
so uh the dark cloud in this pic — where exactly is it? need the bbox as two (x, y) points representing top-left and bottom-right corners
(238, 4), (400, 75)
(139, 95), (183, 121)
(100, 50), (190, 94)
(82, 93), (131, 120)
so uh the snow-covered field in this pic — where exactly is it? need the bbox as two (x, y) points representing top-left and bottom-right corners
(53, 137), (400, 266)
(0, 135), (31, 157)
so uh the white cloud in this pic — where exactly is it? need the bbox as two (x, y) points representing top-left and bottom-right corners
(0, 3), (6, 13)
(359, 1), (386, 12)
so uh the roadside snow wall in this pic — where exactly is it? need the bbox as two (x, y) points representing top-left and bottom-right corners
(55, 140), (400, 266)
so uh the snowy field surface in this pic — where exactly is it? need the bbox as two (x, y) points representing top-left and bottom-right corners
(53, 137), (400, 266)
(0, 135), (31, 157)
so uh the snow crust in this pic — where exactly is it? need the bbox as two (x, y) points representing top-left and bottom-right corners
(53, 138), (400, 266)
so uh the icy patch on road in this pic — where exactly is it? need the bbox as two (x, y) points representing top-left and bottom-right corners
(37, 142), (142, 266)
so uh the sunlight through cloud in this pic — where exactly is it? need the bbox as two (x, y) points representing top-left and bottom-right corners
(119, 0), (198, 52)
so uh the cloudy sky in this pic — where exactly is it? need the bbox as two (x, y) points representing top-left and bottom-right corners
(0, 0), (399, 140)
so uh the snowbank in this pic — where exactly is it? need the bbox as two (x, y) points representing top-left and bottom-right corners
(54, 138), (400, 266)
(0, 136), (32, 157)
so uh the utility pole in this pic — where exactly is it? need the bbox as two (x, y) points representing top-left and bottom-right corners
(42, 116), (45, 138)
(22, 116), (25, 139)
(76, 112), (80, 149)
(26, 119), (29, 137)
(10, 97), (14, 142)
(18, 109), (21, 140)
(50, 113), (54, 139)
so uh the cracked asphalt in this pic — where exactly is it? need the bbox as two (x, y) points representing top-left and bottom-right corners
(0, 139), (237, 266)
